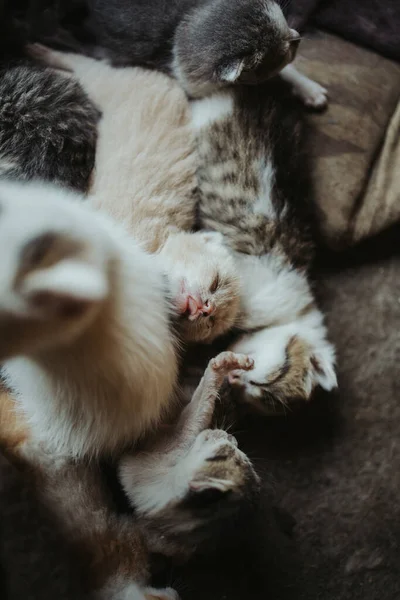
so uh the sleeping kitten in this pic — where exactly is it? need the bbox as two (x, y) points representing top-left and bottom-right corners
(15, 0), (328, 107)
(193, 81), (337, 414)
(0, 179), (259, 598)
(32, 46), (241, 344)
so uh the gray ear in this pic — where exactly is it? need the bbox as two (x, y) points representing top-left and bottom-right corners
(217, 58), (246, 83)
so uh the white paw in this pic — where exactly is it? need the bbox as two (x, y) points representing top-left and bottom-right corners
(301, 81), (328, 109)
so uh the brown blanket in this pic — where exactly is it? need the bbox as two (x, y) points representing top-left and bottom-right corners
(288, 0), (400, 61)
(295, 31), (400, 248)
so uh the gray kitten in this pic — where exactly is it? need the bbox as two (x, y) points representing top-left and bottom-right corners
(13, 0), (327, 106)
(193, 81), (337, 414)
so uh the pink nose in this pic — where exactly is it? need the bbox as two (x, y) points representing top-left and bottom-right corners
(201, 300), (213, 316)
(186, 296), (213, 319)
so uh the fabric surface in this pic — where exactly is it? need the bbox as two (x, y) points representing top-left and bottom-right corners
(288, 0), (400, 62)
(295, 31), (400, 248)
(352, 100), (400, 243)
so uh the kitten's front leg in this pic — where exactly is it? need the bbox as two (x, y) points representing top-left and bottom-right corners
(174, 351), (253, 451)
(119, 352), (258, 557)
(279, 64), (328, 110)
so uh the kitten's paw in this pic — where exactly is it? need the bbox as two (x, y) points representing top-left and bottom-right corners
(145, 587), (180, 600)
(211, 351), (254, 376)
(300, 80), (328, 110)
(188, 429), (256, 495)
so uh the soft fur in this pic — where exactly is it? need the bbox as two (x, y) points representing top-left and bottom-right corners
(0, 13), (99, 193)
(0, 180), (260, 599)
(0, 180), (178, 457)
(32, 47), (241, 344)
(17, 0), (298, 95)
(193, 81), (337, 412)
(0, 449), (87, 600)
(9, 0), (330, 107)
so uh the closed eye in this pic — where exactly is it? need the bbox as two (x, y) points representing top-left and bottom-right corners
(209, 273), (220, 293)
(249, 380), (268, 387)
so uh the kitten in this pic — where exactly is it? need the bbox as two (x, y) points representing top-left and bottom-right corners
(193, 80), (337, 414)
(0, 179), (260, 598)
(14, 0), (328, 106)
(31, 46), (241, 344)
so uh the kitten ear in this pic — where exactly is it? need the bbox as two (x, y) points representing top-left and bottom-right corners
(20, 260), (108, 320)
(310, 346), (337, 392)
(217, 58), (246, 83)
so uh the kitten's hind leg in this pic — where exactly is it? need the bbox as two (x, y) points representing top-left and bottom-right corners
(280, 63), (328, 110)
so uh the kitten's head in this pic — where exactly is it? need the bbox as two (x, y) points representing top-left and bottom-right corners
(174, 0), (300, 97)
(159, 231), (240, 343)
(228, 327), (337, 414)
(0, 180), (112, 360)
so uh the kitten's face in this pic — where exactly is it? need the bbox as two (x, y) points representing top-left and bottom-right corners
(228, 325), (337, 414)
(159, 231), (241, 343)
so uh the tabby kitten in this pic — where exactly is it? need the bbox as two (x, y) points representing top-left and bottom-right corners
(193, 81), (337, 414)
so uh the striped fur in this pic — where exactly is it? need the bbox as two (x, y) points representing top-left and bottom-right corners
(193, 81), (337, 412)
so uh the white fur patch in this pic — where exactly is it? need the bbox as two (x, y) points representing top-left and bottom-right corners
(191, 93), (234, 130)
(23, 260), (108, 304)
(98, 579), (146, 600)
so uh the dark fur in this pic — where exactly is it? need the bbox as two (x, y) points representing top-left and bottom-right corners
(0, 451), (86, 600)
(196, 81), (315, 271)
(0, 3), (100, 193)
(0, 60), (100, 192)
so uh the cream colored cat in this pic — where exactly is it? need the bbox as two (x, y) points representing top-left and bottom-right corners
(31, 44), (241, 344)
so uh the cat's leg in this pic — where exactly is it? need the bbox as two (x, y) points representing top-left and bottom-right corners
(279, 63), (328, 109)
(227, 308), (337, 414)
(172, 351), (253, 451)
(119, 352), (259, 557)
